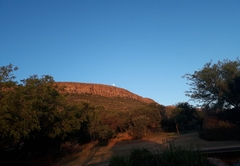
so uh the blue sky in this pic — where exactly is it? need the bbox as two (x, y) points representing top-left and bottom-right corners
(1, 1), (240, 106)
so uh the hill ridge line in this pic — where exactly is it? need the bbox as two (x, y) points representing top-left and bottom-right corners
(56, 82), (155, 104)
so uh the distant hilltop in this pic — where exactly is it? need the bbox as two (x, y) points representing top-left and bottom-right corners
(56, 82), (155, 104)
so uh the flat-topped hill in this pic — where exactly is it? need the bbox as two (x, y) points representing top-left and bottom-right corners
(56, 82), (155, 104)
(56, 82), (157, 111)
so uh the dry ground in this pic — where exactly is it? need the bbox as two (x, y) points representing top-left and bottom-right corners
(55, 131), (240, 166)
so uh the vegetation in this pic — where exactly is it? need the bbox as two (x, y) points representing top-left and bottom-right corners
(109, 145), (214, 166)
(184, 58), (240, 109)
(69, 93), (148, 112)
(184, 58), (240, 141)
(129, 105), (162, 139)
(199, 116), (240, 141)
(1, 57), (240, 164)
(0, 64), (164, 165)
(87, 108), (116, 142)
(0, 64), (89, 165)
(161, 102), (201, 133)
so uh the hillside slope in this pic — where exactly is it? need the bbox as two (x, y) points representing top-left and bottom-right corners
(56, 82), (156, 111)
(56, 82), (155, 103)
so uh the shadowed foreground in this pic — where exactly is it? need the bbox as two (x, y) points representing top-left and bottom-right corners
(55, 132), (240, 166)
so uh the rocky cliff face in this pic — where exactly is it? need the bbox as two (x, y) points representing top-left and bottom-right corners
(56, 82), (155, 104)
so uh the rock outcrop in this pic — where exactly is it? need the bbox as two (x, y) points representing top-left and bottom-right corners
(56, 82), (155, 104)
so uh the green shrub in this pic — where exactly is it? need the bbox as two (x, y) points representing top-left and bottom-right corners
(129, 115), (149, 139)
(109, 145), (213, 166)
(155, 145), (212, 166)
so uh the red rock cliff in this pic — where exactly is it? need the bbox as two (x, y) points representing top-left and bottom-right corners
(56, 82), (155, 104)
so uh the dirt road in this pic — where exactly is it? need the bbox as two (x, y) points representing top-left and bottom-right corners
(55, 132), (240, 166)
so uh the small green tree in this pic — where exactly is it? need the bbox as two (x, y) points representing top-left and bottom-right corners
(128, 105), (162, 139)
(87, 109), (115, 142)
(131, 106), (161, 132)
(0, 63), (18, 87)
(130, 115), (149, 139)
(172, 102), (197, 131)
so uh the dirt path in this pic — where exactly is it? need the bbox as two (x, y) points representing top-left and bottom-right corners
(173, 132), (240, 149)
(55, 132), (240, 166)
(56, 141), (164, 166)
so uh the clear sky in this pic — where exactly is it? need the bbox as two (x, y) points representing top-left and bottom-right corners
(1, 1), (240, 106)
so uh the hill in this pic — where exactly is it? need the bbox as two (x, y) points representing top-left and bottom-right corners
(56, 82), (157, 111)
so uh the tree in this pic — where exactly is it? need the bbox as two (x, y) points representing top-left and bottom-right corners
(0, 64), (38, 143)
(227, 76), (240, 107)
(87, 109), (115, 142)
(172, 102), (197, 131)
(20, 75), (82, 144)
(128, 106), (162, 139)
(0, 63), (18, 86)
(0, 64), (83, 151)
(184, 58), (240, 109)
(131, 106), (161, 131)
(130, 115), (149, 139)
(0, 82), (40, 143)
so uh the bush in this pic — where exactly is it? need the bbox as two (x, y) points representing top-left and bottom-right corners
(128, 148), (152, 166)
(129, 115), (149, 139)
(109, 145), (214, 166)
(161, 118), (177, 132)
(199, 117), (240, 141)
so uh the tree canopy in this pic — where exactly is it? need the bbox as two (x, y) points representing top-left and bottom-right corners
(172, 102), (197, 130)
(184, 58), (240, 109)
(0, 64), (82, 145)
